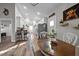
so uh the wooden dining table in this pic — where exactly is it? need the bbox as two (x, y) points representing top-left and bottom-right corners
(38, 39), (75, 56)
(52, 39), (75, 56)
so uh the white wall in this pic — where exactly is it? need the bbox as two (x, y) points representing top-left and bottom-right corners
(15, 5), (26, 31)
(0, 3), (15, 42)
(0, 3), (15, 36)
(0, 3), (15, 18)
(15, 5), (21, 31)
(54, 3), (79, 45)
(48, 15), (56, 32)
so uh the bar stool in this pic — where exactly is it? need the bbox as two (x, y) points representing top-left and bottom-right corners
(23, 30), (27, 40)
(16, 30), (22, 41)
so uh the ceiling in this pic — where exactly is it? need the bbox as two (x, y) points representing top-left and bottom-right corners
(16, 3), (59, 25)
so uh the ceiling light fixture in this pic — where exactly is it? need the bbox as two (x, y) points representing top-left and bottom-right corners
(33, 21), (36, 25)
(23, 6), (27, 9)
(31, 3), (39, 6)
(37, 12), (40, 15)
(25, 18), (30, 23)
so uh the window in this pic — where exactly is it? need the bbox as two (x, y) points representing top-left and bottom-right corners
(50, 20), (54, 27)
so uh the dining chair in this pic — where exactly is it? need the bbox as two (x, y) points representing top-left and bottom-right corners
(63, 32), (78, 46)
(63, 33), (79, 56)
(40, 31), (47, 39)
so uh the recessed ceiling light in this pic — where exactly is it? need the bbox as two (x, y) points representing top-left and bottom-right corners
(37, 12), (40, 15)
(23, 6), (27, 9)
(25, 18), (30, 22)
(33, 21), (36, 25)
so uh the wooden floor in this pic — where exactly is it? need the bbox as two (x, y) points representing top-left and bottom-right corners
(0, 38), (28, 56)
(31, 34), (43, 56)
(0, 35), (75, 56)
(0, 36), (43, 56)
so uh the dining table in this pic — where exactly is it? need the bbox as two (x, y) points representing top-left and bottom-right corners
(38, 38), (75, 56)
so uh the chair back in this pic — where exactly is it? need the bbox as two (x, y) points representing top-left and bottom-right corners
(40, 31), (47, 39)
(63, 33), (78, 46)
(16, 30), (22, 35)
(23, 30), (27, 35)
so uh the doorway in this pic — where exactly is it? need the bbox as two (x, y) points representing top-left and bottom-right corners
(0, 19), (15, 53)
(1, 20), (11, 43)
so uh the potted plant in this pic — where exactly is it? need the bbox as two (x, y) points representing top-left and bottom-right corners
(46, 29), (57, 50)
(48, 29), (57, 38)
(47, 29), (57, 42)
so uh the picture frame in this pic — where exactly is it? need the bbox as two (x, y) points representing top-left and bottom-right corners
(63, 3), (79, 21)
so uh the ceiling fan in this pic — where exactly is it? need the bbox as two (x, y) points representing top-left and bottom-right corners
(31, 3), (39, 6)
